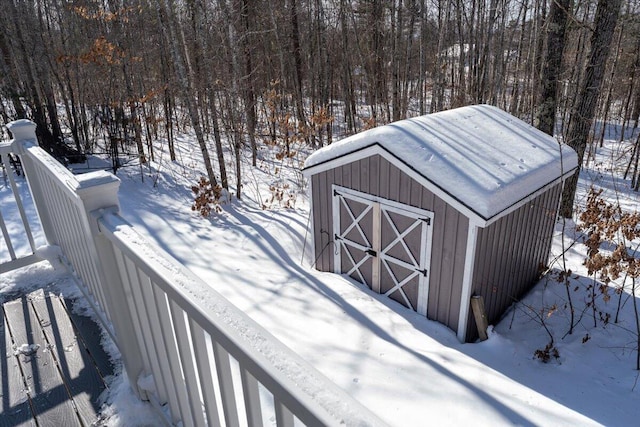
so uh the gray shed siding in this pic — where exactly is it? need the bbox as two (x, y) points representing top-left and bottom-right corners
(311, 154), (468, 331)
(465, 182), (562, 341)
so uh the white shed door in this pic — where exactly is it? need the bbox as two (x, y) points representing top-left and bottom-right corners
(333, 187), (433, 316)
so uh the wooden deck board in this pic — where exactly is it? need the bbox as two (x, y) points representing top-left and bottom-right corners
(63, 298), (114, 382)
(4, 291), (81, 427)
(30, 293), (108, 425)
(1, 290), (113, 426)
(1, 302), (36, 427)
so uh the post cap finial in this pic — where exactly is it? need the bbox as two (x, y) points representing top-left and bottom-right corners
(6, 119), (37, 142)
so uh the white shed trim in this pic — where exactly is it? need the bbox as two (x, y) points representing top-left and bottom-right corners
(482, 169), (575, 227)
(304, 143), (576, 228)
(457, 224), (479, 342)
(306, 178), (316, 269)
(304, 144), (486, 225)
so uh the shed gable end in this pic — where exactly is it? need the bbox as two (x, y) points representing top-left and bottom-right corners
(310, 154), (468, 331)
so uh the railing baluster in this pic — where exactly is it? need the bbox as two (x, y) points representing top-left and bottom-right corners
(170, 300), (207, 427)
(117, 250), (166, 400)
(36, 172), (76, 260)
(54, 195), (88, 277)
(152, 285), (191, 425)
(59, 195), (90, 278)
(125, 256), (171, 406)
(189, 319), (222, 427)
(31, 165), (62, 244)
(112, 248), (154, 370)
(91, 227), (147, 388)
(61, 199), (95, 285)
(213, 342), (241, 427)
(0, 209), (17, 260)
(241, 369), (264, 427)
(139, 272), (183, 423)
(2, 154), (36, 252)
(275, 400), (295, 427)
(69, 199), (109, 316)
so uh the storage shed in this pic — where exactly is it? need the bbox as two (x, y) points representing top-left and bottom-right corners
(303, 104), (578, 342)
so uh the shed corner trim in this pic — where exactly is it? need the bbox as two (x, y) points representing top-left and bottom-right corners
(457, 224), (479, 342)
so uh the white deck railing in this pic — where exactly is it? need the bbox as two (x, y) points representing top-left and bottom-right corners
(0, 131), (42, 273)
(0, 120), (385, 427)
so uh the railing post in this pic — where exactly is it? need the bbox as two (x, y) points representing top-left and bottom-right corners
(76, 177), (149, 400)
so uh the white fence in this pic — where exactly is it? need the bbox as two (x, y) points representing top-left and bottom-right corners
(0, 120), (385, 427)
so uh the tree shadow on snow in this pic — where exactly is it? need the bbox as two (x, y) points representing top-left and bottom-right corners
(462, 267), (640, 426)
(219, 207), (539, 426)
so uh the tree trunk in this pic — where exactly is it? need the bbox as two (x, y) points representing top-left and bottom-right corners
(594, 24), (622, 161)
(418, 0), (427, 115)
(536, 0), (572, 137)
(431, 1), (445, 112)
(157, 0), (218, 187)
(391, 0), (403, 121)
(210, 92), (229, 191)
(239, 0), (257, 167)
(163, 73), (176, 161)
(290, 0), (307, 132)
(340, 0), (356, 132)
(560, 0), (622, 217)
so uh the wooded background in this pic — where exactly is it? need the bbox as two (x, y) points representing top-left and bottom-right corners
(0, 0), (637, 210)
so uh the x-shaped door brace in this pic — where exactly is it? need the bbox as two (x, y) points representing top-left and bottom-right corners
(335, 194), (376, 285)
(333, 186), (433, 316)
(338, 195), (373, 250)
(381, 260), (420, 310)
(381, 209), (423, 268)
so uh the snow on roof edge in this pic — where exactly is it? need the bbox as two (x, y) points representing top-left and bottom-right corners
(304, 105), (578, 220)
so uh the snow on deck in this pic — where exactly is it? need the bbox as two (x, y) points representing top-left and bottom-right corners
(304, 105), (578, 220)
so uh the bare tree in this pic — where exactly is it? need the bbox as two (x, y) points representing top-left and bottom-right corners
(536, 0), (572, 137)
(1, 0), (639, 220)
(560, 0), (623, 218)
(156, 0), (218, 187)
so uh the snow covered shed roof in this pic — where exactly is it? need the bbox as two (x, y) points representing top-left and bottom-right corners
(304, 104), (578, 224)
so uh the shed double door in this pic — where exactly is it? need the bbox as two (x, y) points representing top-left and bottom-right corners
(332, 186), (433, 316)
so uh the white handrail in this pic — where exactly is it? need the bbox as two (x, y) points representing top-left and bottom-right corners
(2, 120), (386, 427)
(96, 211), (385, 426)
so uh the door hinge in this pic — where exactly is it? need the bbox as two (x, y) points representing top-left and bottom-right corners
(365, 249), (377, 257)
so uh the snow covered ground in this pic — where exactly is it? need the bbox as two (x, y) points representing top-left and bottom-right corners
(2, 126), (640, 426)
